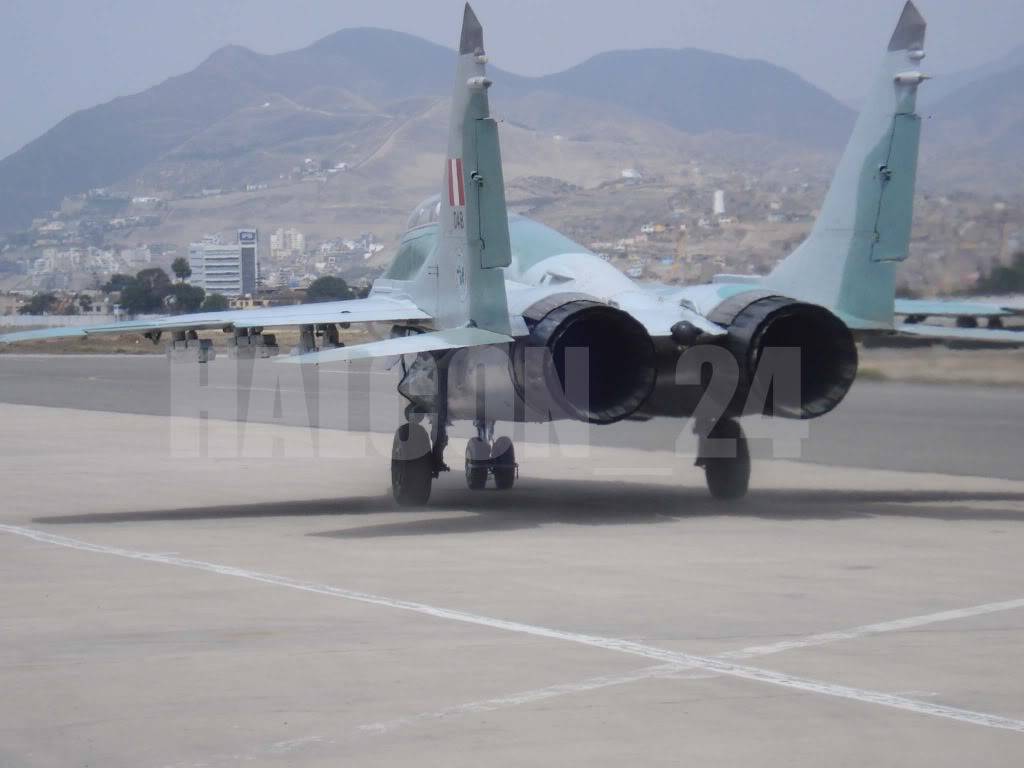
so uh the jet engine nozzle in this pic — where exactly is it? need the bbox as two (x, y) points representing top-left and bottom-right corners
(512, 296), (656, 424)
(718, 296), (859, 419)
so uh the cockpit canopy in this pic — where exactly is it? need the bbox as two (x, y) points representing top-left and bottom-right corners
(406, 195), (442, 231)
(383, 195), (592, 281)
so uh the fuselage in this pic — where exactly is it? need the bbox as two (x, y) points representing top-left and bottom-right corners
(368, 203), (740, 424)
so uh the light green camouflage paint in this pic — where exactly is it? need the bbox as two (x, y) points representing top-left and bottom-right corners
(765, 2), (927, 329)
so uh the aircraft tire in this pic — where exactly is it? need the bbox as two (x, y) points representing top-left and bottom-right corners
(391, 422), (433, 506)
(491, 436), (516, 490)
(465, 437), (490, 490)
(702, 419), (750, 501)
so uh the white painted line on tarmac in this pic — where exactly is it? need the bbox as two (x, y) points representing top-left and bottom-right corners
(360, 665), (712, 734)
(3, 522), (1024, 735)
(364, 598), (1024, 733)
(718, 598), (1024, 660)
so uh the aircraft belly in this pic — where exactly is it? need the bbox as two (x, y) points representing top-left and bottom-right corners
(633, 350), (705, 419)
(399, 344), (553, 423)
(445, 344), (523, 421)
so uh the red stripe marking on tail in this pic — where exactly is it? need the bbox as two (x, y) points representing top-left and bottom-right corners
(455, 158), (465, 206)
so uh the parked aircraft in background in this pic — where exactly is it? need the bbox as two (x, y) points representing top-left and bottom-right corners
(4, 2), (1021, 505)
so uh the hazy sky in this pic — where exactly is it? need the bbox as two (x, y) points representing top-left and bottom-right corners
(1, 0), (1021, 159)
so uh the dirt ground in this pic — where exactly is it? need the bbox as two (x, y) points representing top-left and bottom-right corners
(856, 345), (1024, 386)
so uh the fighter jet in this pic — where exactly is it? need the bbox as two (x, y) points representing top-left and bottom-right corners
(3, 2), (1019, 504)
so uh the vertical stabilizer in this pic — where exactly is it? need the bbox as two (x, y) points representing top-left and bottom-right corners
(416, 4), (512, 333)
(764, 1), (928, 329)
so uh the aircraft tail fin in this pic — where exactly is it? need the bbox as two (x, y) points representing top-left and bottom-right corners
(764, 1), (928, 329)
(417, 4), (512, 334)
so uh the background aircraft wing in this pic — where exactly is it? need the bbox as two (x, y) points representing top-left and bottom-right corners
(895, 299), (1017, 318)
(894, 323), (1024, 346)
(0, 296), (431, 344)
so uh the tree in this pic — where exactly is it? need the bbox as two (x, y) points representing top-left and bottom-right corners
(201, 293), (229, 311)
(171, 256), (192, 282)
(169, 284), (205, 314)
(18, 293), (58, 315)
(77, 294), (93, 313)
(975, 252), (1024, 295)
(305, 276), (353, 303)
(119, 267), (172, 315)
(102, 273), (134, 293)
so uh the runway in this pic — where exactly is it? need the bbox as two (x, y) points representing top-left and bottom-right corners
(2, 356), (1024, 765)
(2, 353), (1024, 479)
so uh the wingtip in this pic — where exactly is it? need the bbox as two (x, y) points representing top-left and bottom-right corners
(459, 3), (484, 55)
(888, 0), (927, 52)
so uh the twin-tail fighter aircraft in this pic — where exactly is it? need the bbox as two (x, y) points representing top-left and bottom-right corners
(4, 2), (1020, 505)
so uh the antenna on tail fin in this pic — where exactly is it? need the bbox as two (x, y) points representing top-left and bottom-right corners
(764, 1), (928, 330)
(414, 3), (512, 334)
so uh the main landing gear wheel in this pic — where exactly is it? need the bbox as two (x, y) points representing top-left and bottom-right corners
(463, 436), (517, 490)
(391, 422), (433, 506)
(465, 437), (490, 490)
(698, 418), (750, 501)
(491, 436), (517, 490)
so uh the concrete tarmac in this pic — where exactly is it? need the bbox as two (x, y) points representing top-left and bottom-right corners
(3, 402), (1024, 766)
(2, 353), (1024, 479)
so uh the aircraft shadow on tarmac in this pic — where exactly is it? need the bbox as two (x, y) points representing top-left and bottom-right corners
(32, 479), (1024, 537)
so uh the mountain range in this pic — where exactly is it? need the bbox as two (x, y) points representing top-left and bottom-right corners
(0, 28), (852, 233)
(0, 27), (1020, 235)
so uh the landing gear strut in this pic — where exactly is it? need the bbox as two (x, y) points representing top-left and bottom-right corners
(391, 352), (519, 504)
(391, 350), (455, 506)
(696, 417), (750, 500)
(463, 421), (518, 491)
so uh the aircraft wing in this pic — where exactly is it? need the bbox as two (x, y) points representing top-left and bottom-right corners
(895, 299), (1017, 318)
(0, 296), (431, 344)
(278, 327), (514, 365)
(894, 323), (1024, 346)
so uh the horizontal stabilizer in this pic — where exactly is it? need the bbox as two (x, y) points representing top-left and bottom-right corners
(276, 326), (513, 365)
(895, 323), (1024, 346)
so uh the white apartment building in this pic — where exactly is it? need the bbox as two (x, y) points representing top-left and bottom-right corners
(188, 230), (259, 298)
(269, 228), (305, 259)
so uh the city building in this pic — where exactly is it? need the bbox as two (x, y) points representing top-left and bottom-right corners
(269, 228), (306, 260)
(713, 190), (726, 216)
(188, 229), (259, 298)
